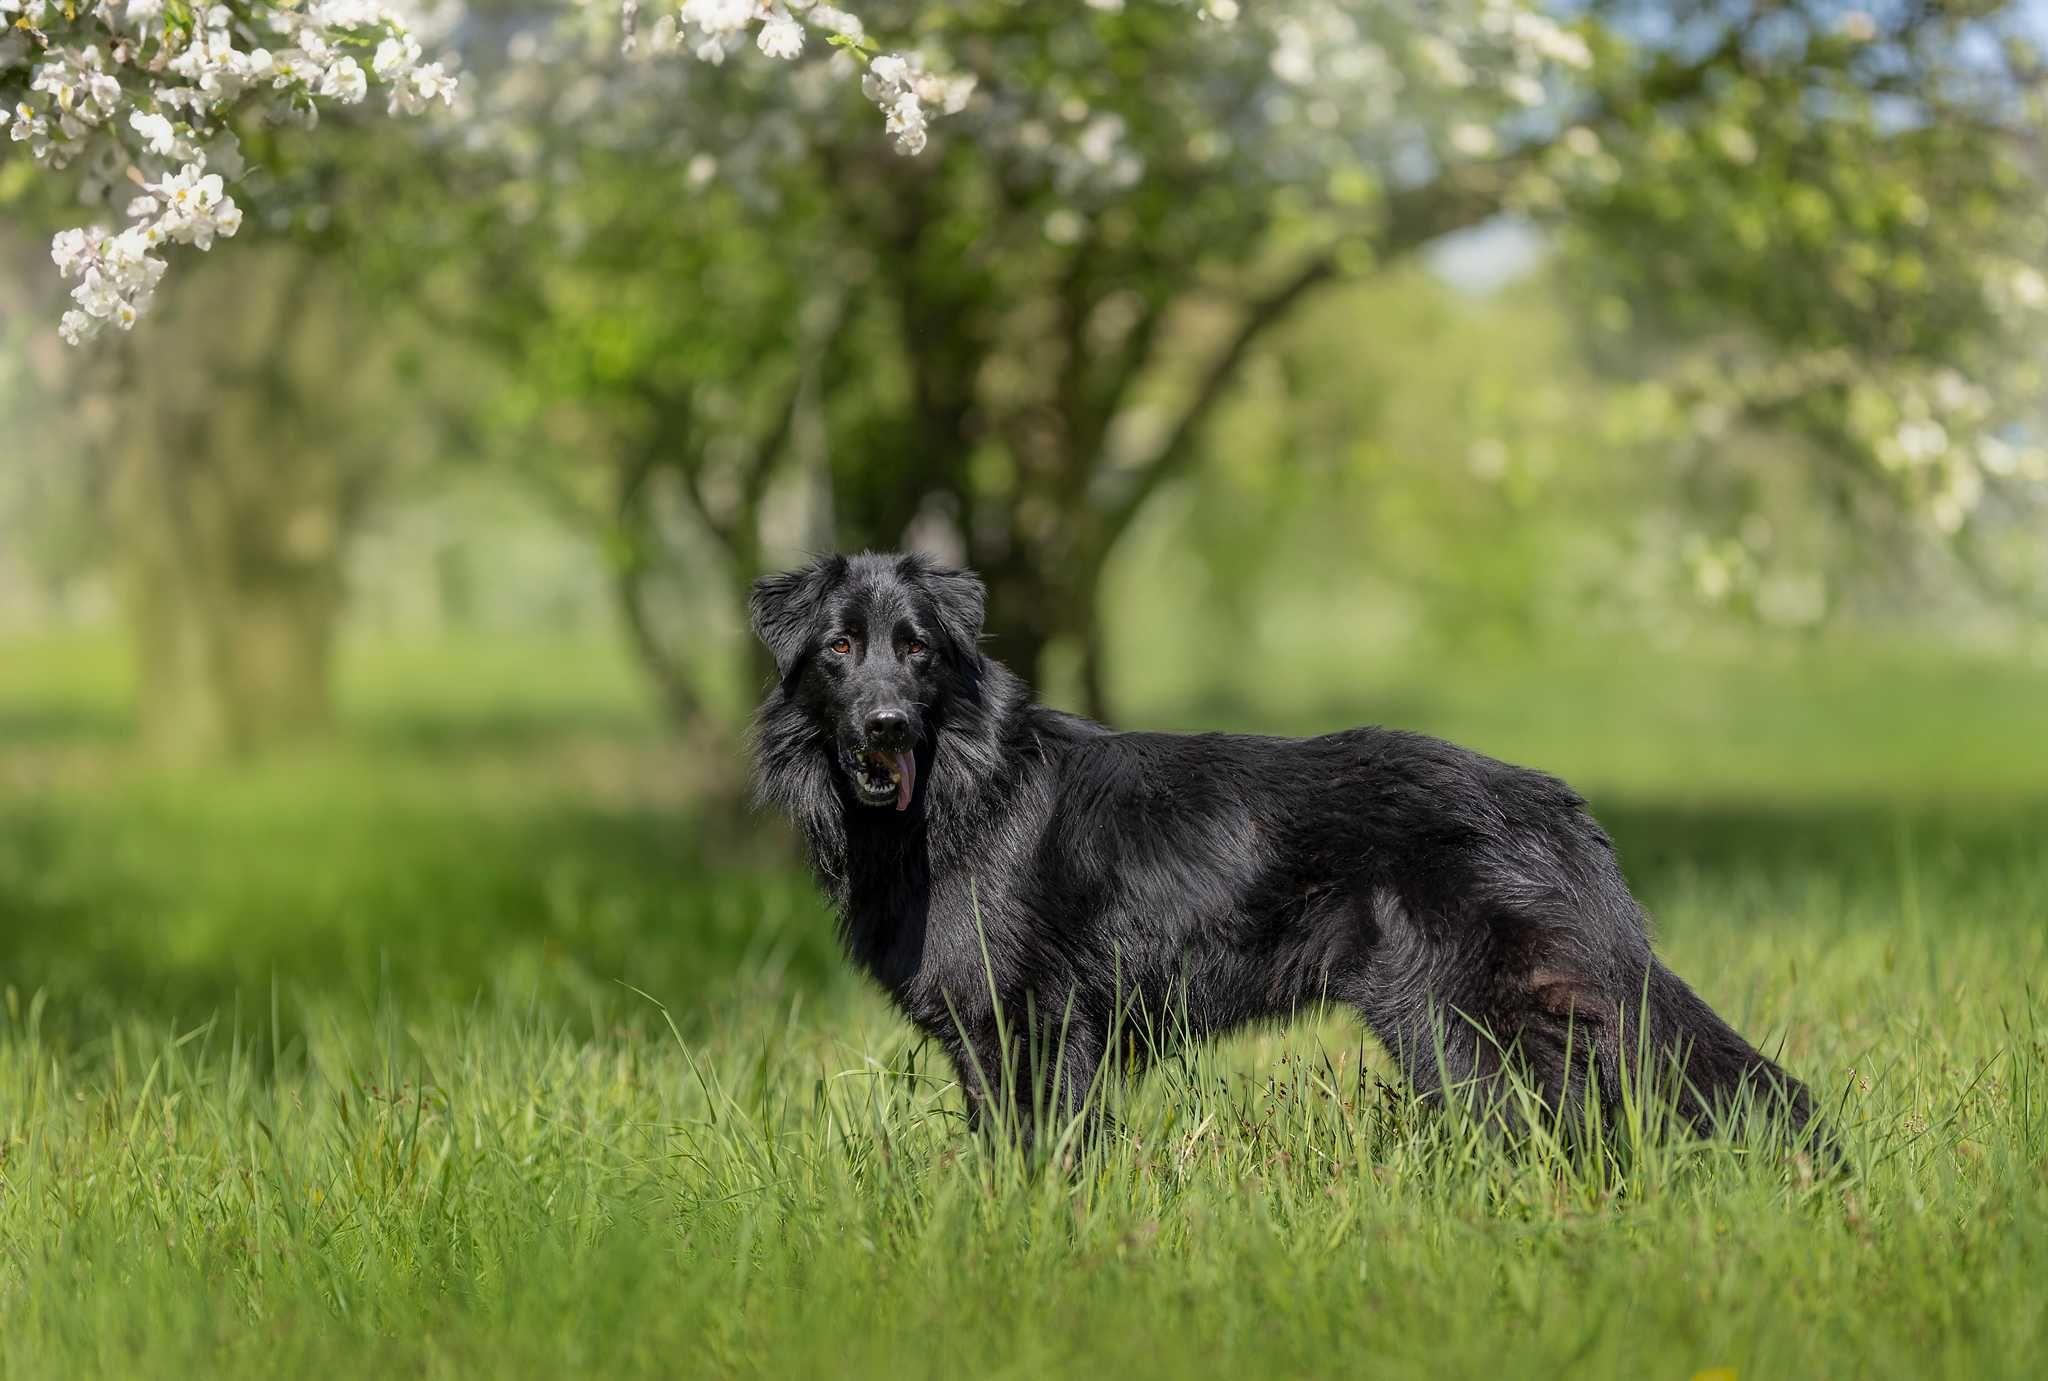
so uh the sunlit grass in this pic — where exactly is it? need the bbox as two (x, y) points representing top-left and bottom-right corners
(2, 930), (2041, 1378)
(1, 630), (2045, 1376)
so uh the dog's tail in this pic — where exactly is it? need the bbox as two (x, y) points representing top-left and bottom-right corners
(1628, 959), (1838, 1162)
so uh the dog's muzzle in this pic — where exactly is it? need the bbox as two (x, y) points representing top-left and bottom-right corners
(842, 744), (916, 811)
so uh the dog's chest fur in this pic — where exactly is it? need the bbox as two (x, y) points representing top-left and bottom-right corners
(832, 780), (1056, 1037)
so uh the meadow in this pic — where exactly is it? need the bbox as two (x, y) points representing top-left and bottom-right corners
(1, 628), (2045, 1378)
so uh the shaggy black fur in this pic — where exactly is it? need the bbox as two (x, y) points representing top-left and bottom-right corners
(751, 551), (1823, 1152)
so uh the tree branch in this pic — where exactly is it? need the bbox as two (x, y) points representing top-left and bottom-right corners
(609, 442), (707, 727)
(1091, 254), (1339, 559)
(1377, 162), (1520, 260)
(747, 289), (847, 518)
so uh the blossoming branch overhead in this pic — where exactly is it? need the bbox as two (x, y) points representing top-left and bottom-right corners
(0, 0), (968, 345)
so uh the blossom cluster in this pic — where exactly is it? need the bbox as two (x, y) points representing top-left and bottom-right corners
(856, 50), (973, 155)
(3, 0), (456, 344)
(665, 0), (864, 63)
(647, 2), (969, 156)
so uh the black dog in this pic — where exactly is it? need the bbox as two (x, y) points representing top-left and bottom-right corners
(751, 552), (1822, 1152)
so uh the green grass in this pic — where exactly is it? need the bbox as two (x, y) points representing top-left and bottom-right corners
(2, 630), (2045, 1378)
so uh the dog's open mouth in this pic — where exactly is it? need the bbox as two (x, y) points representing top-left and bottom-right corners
(844, 746), (917, 811)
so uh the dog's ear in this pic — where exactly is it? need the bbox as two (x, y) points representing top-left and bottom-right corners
(922, 563), (986, 660)
(750, 557), (843, 681)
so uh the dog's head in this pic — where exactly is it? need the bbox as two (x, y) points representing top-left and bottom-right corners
(750, 552), (986, 812)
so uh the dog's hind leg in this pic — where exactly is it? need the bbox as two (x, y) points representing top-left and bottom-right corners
(1347, 888), (1660, 1141)
(1345, 890), (1547, 1134)
(1354, 950), (1659, 1142)
(1516, 954), (1834, 1160)
(1353, 889), (1829, 1154)
(1518, 856), (1832, 1154)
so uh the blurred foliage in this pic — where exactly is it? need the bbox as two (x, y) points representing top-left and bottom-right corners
(4, 0), (2045, 740)
(1157, 262), (2046, 655)
(350, 0), (2044, 721)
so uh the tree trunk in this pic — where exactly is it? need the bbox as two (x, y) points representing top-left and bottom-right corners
(112, 434), (347, 762)
(975, 553), (1112, 720)
(1075, 616), (1112, 724)
(85, 249), (387, 762)
(981, 609), (1053, 698)
(124, 550), (340, 760)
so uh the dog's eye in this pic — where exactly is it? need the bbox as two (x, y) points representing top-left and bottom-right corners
(829, 637), (852, 655)
(905, 639), (927, 657)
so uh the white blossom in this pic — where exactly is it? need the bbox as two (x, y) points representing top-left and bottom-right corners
(7, 0), (460, 344)
(659, 1), (959, 152)
(808, 6), (865, 42)
(886, 90), (926, 154)
(12, 0), (1587, 351)
(681, 0), (753, 33)
(374, 36), (423, 82)
(129, 109), (179, 157)
(391, 61), (456, 115)
(758, 9), (805, 60)
(868, 53), (910, 88)
(321, 57), (370, 105)
(50, 228), (97, 278)
(149, 164), (241, 250)
(857, 50), (968, 156)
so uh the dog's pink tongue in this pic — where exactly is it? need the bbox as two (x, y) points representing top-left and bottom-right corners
(894, 751), (916, 812)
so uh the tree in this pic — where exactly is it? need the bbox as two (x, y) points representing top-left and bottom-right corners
(1549, 1), (2048, 604)
(7, 0), (974, 751)
(3, 0), (926, 752)
(13, 1), (2044, 738)
(2, 0), (468, 754)
(98, 249), (441, 756)
(411, 0), (2046, 722)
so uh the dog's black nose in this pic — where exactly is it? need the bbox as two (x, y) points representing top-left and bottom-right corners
(864, 708), (912, 748)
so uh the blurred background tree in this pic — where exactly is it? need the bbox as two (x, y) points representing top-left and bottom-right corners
(85, 253), (414, 758)
(388, 0), (2045, 724)
(5, 0), (2045, 754)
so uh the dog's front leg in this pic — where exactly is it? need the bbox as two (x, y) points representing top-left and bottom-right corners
(946, 1000), (1105, 1159)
